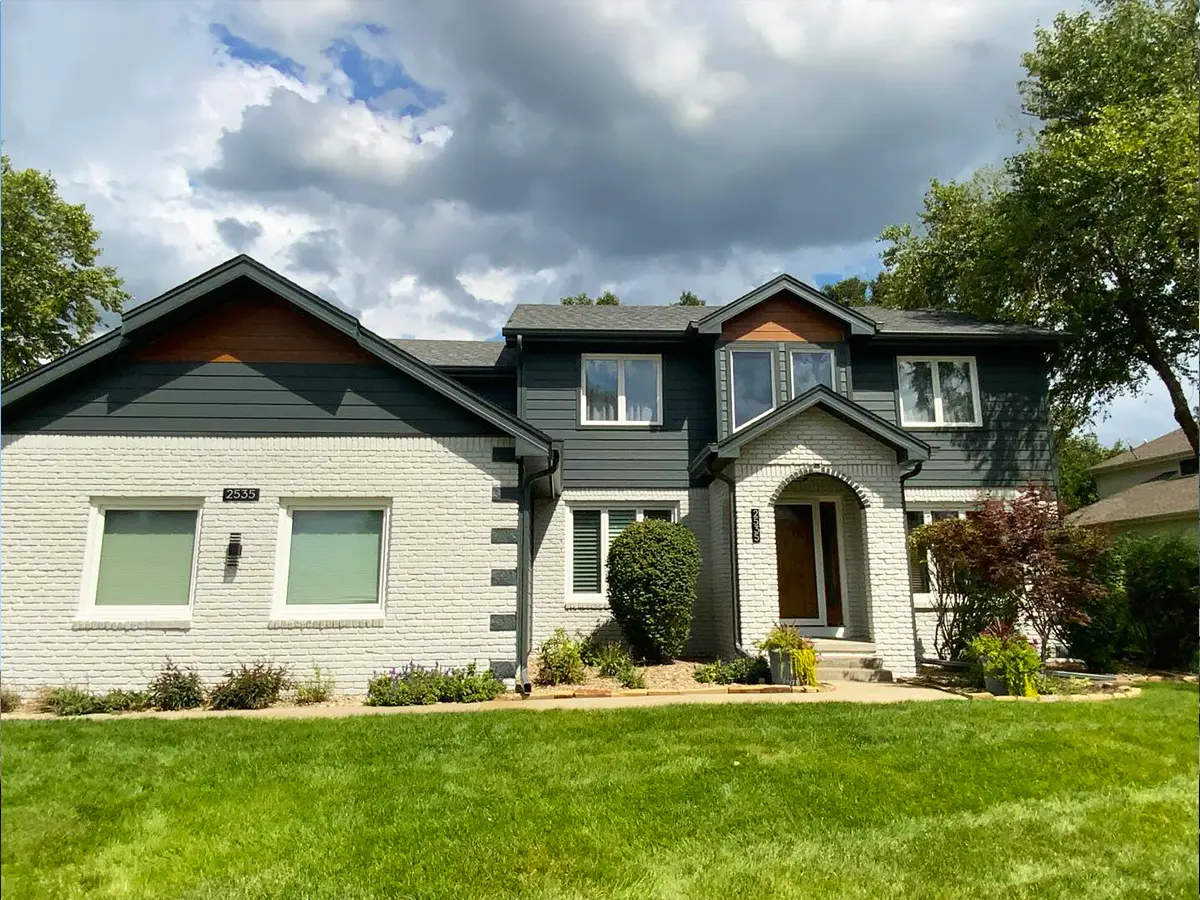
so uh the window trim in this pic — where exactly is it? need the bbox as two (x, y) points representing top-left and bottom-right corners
(564, 505), (679, 604)
(77, 498), (203, 623)
(896, 356), (983, 428)
(272, 498), (391, 622)
(907, 508), (969, 604)
(579, 353), (663, 426)
(729, 347), (778, 432)
(788, 347), (837, 399)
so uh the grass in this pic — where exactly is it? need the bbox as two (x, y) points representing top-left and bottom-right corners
(2, 685), (1196, 900)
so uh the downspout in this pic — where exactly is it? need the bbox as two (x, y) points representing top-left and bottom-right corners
(516, 448), (560, 694)
(708, 458), (747, 656)
(898, 458), (924, 663)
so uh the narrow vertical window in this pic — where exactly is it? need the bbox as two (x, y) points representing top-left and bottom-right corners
(572, 510), (602, 593)
(731, 349), (775, 429)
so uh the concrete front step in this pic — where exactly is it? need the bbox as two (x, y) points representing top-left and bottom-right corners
(820, 667), (894, 683)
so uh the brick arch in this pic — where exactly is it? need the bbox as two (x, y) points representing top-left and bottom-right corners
(767, 465), (871, 508)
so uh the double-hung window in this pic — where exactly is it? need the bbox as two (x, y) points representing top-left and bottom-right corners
(80, 501), (202, 622)
(569, 506), (676, 598)
(730, 349), (776, 430)
(581, 354), (662, 425)
(897, 357), (981, 427)
(791, 349), (835, 397)
(274, 501), (389, 620)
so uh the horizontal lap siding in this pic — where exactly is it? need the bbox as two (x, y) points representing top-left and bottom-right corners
(851, 344), (1054, 487)
(450, 373), (518, 414)
(6, 361), (504, 437)
(522, 346), (715, 488)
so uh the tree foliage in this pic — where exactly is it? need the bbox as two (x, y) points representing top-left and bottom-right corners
(1, 154), (128, 382)
(1056, 431), (1126, 511)
(560, 290), (621, 306)
(878, 0), (1199, 454)
(820, 274), (888, 306)
(675, 289), (704, 306)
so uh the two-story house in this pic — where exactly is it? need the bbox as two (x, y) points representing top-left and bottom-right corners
(0, 256), (1061, 693)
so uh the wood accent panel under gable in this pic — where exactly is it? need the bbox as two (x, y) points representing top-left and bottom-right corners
(130, 291), (379, 365)
(721, 294), (846, 343)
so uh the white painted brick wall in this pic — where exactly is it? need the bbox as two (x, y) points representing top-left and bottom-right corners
(904, 486), (1022, 505)
(530, 488), (715, 655)
(732, 409), (919, 677)
(0, 434), (519, 695)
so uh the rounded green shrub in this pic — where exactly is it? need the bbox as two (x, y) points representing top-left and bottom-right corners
(534, 629), (586, 686)
(606, 519), (700, 662)
(1123, 534), (1198, 670)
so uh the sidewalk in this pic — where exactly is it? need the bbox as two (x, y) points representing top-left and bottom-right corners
(5, 680), (961, 723)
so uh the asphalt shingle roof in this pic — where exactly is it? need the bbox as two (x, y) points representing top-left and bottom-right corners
(1067, 474), (1198, 528)
(1091, 428), (1193, 472)
(502, 303), (1060, 338)
(390, 340), (517, 369)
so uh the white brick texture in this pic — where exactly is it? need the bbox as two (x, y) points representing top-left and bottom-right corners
(732, 409), (919, 677)
(0, 434), (520, 694)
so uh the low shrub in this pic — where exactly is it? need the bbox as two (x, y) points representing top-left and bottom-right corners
(97, 689), (151, 713)
(1124, 534), (1198, 671)
(534, 629), (586, 686)
(208, 663), (291, 710)
(0, 689), (21, 713)
(366, 664), (505, 706)
(147, 660), (205, 711)
(588, 642), (646, 689)
(36, 686), (102, 717)
(1063, 543), (1131, 672)
(967, 624), (1040, 697)
(693, 656), (770, 685)
(607, 519), (701, 662)
(1034, 674), (1092, 696)
(294, 666), (336, 705)
(757, 625), (819, 687)
(617, 665), (646, 690)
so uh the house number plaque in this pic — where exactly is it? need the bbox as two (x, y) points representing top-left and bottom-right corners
(222, 488), (260, 502)
(750, 508), (761, 543)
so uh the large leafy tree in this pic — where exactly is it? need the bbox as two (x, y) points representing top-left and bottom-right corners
(1056, 431), (1126, 511)
(1, 155), (127, 382)
(879, 0), (1199, 454)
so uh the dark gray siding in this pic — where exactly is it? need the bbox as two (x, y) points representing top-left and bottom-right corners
(850, 344), (1054, 486)
(5, 361), (504, 436)
(449, 373), (517, 414)
(522, 344), (716, 488)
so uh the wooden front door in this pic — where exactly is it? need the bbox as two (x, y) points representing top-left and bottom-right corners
(775, 505), (820, 619)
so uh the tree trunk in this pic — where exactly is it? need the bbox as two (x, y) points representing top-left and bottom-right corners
(1140, 333), (1199, 458)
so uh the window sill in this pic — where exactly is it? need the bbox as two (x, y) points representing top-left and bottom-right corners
(73, 618), (192, 631)
(577, 421), (661, 429)
(564, 599), (610, 611)
(268, 618), (385, 629)
(899, 422), (983, 430)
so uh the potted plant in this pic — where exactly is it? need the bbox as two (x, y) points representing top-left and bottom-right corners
(966, 622), (1040, 697)
(756, 625), (819, 687)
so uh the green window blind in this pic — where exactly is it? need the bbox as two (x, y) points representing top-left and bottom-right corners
(95, 509), (197, 606)
(643, 509), (673, 522)
(608, 509), (637, 542)
(572, 510), (602, 593)
(286, 510), (384, 605)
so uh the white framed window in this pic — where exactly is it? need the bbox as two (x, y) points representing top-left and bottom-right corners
(78, 499), (203, 622)
(730, 348), (777, 430)
(897, 357), (982, 427)
(905, 508), (968, 598)
(566, 505), (677, 600)
(790, 348), (836, 397)
(580, 354), (662, 425)
(273, 499), (390, 621)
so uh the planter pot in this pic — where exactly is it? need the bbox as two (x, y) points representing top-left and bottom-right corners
(767, 649), (796, 686)
(981, 655), (1008, 695)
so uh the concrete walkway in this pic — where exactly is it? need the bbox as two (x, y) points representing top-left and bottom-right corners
(5, 681), (960, 723)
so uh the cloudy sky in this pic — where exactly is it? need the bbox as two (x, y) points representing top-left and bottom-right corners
(2, 0), (1189, 445)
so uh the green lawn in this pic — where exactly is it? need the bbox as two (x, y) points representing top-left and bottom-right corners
(2, 686), (1197, 900)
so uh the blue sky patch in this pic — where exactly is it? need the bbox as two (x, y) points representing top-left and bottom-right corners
(324, 32), (443, 115)
(210, 24), (304, 80)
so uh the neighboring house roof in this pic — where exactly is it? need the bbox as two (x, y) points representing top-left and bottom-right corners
(1091, 428), (1194, 473)
(1, 255), (553, 454)
(390, 339), (516, 369)
(689, 385), (931, 482)
(1067, 474), (1198, 528)
(503, 295), (1062, 341)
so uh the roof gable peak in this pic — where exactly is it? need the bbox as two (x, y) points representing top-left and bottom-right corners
(695, 275), (877, 336)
